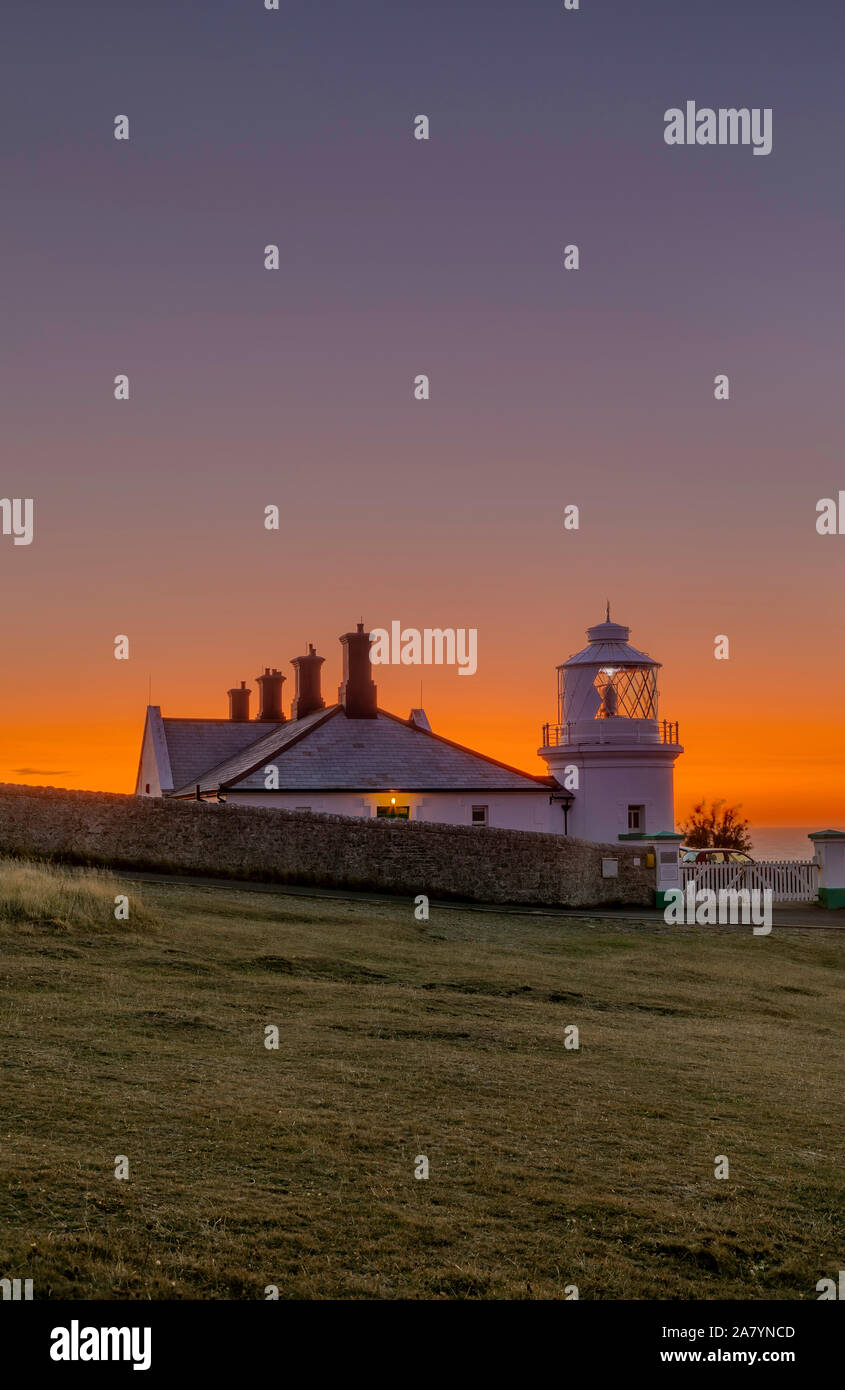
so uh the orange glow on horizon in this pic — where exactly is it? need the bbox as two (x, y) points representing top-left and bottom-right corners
(3, 691), (842, 831)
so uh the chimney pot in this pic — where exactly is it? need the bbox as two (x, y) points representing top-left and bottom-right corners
(228, 682), (251, 721)
(291, 643), (326, 720)
(255, 667), (286, 722)
(338, 623), (378, 719)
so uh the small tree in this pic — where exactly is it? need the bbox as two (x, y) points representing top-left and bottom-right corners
(680, 799), (752, 852)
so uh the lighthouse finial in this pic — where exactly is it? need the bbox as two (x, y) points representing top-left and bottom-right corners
(606, 599), (610, 623)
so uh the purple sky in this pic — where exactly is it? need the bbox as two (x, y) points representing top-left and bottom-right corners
(2, 0), (844, 822)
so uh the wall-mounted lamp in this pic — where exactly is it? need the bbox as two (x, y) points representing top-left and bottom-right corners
(551, 790), (576, 835)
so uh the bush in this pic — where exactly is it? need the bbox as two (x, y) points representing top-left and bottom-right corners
(0, 857), (156, 930)
(679, 799), (752, 852)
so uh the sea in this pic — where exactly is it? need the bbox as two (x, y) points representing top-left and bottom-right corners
(746, 827), (823, 862)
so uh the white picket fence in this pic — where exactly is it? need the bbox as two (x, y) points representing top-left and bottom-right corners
(681, 860), (819, 903)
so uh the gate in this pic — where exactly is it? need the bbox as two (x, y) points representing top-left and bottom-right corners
(681, 861), (819, 903)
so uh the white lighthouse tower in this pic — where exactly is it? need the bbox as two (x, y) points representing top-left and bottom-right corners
(539, 608), (683, 843)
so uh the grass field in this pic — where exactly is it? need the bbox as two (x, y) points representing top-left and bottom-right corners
(1, 858), (843, 1300)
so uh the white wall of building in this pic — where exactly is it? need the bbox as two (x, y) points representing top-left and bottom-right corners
(544, 747), (677, 843)
(223, 788), (556, 832)
(135, 711), (171, 797)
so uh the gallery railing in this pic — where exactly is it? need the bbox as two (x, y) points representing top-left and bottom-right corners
(541, 720), (681, 747)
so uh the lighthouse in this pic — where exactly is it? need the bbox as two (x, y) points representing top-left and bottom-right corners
(539, 608), (683, 842)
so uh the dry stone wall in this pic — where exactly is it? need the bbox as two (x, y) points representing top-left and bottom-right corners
(0, 784), (653, 908)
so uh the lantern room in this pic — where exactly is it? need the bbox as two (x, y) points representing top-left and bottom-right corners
(549, 609), (669, 746)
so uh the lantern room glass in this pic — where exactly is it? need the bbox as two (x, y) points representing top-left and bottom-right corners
(594, 666), (657, 720)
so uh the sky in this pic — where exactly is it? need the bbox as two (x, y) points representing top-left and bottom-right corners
(1, 0), (844, 830)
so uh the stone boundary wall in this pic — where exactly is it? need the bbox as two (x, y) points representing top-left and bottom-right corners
(0, 784), (653, 908)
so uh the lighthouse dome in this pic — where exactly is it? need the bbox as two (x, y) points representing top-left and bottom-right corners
(564, 617), (660, 671)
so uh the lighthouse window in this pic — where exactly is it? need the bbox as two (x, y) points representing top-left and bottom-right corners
(471, 805), (489, 826)
(627, 804), (645, 831)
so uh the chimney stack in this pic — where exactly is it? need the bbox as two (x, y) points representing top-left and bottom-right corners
(291, 644), (325, 720)
(338, 622), (378, 719)
(255, 666), (286, 722)
(228, 680), (251, 722)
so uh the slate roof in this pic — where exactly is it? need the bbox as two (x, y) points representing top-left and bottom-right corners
(162, 719), (285, 793)
(167, 706), (550, 796)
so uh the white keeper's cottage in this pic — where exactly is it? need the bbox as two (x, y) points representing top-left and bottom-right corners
(135, 613), (683, 843)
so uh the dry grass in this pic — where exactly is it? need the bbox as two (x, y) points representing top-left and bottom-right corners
(0, 856), (157, 931)
(0, 866), (842, 1300)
